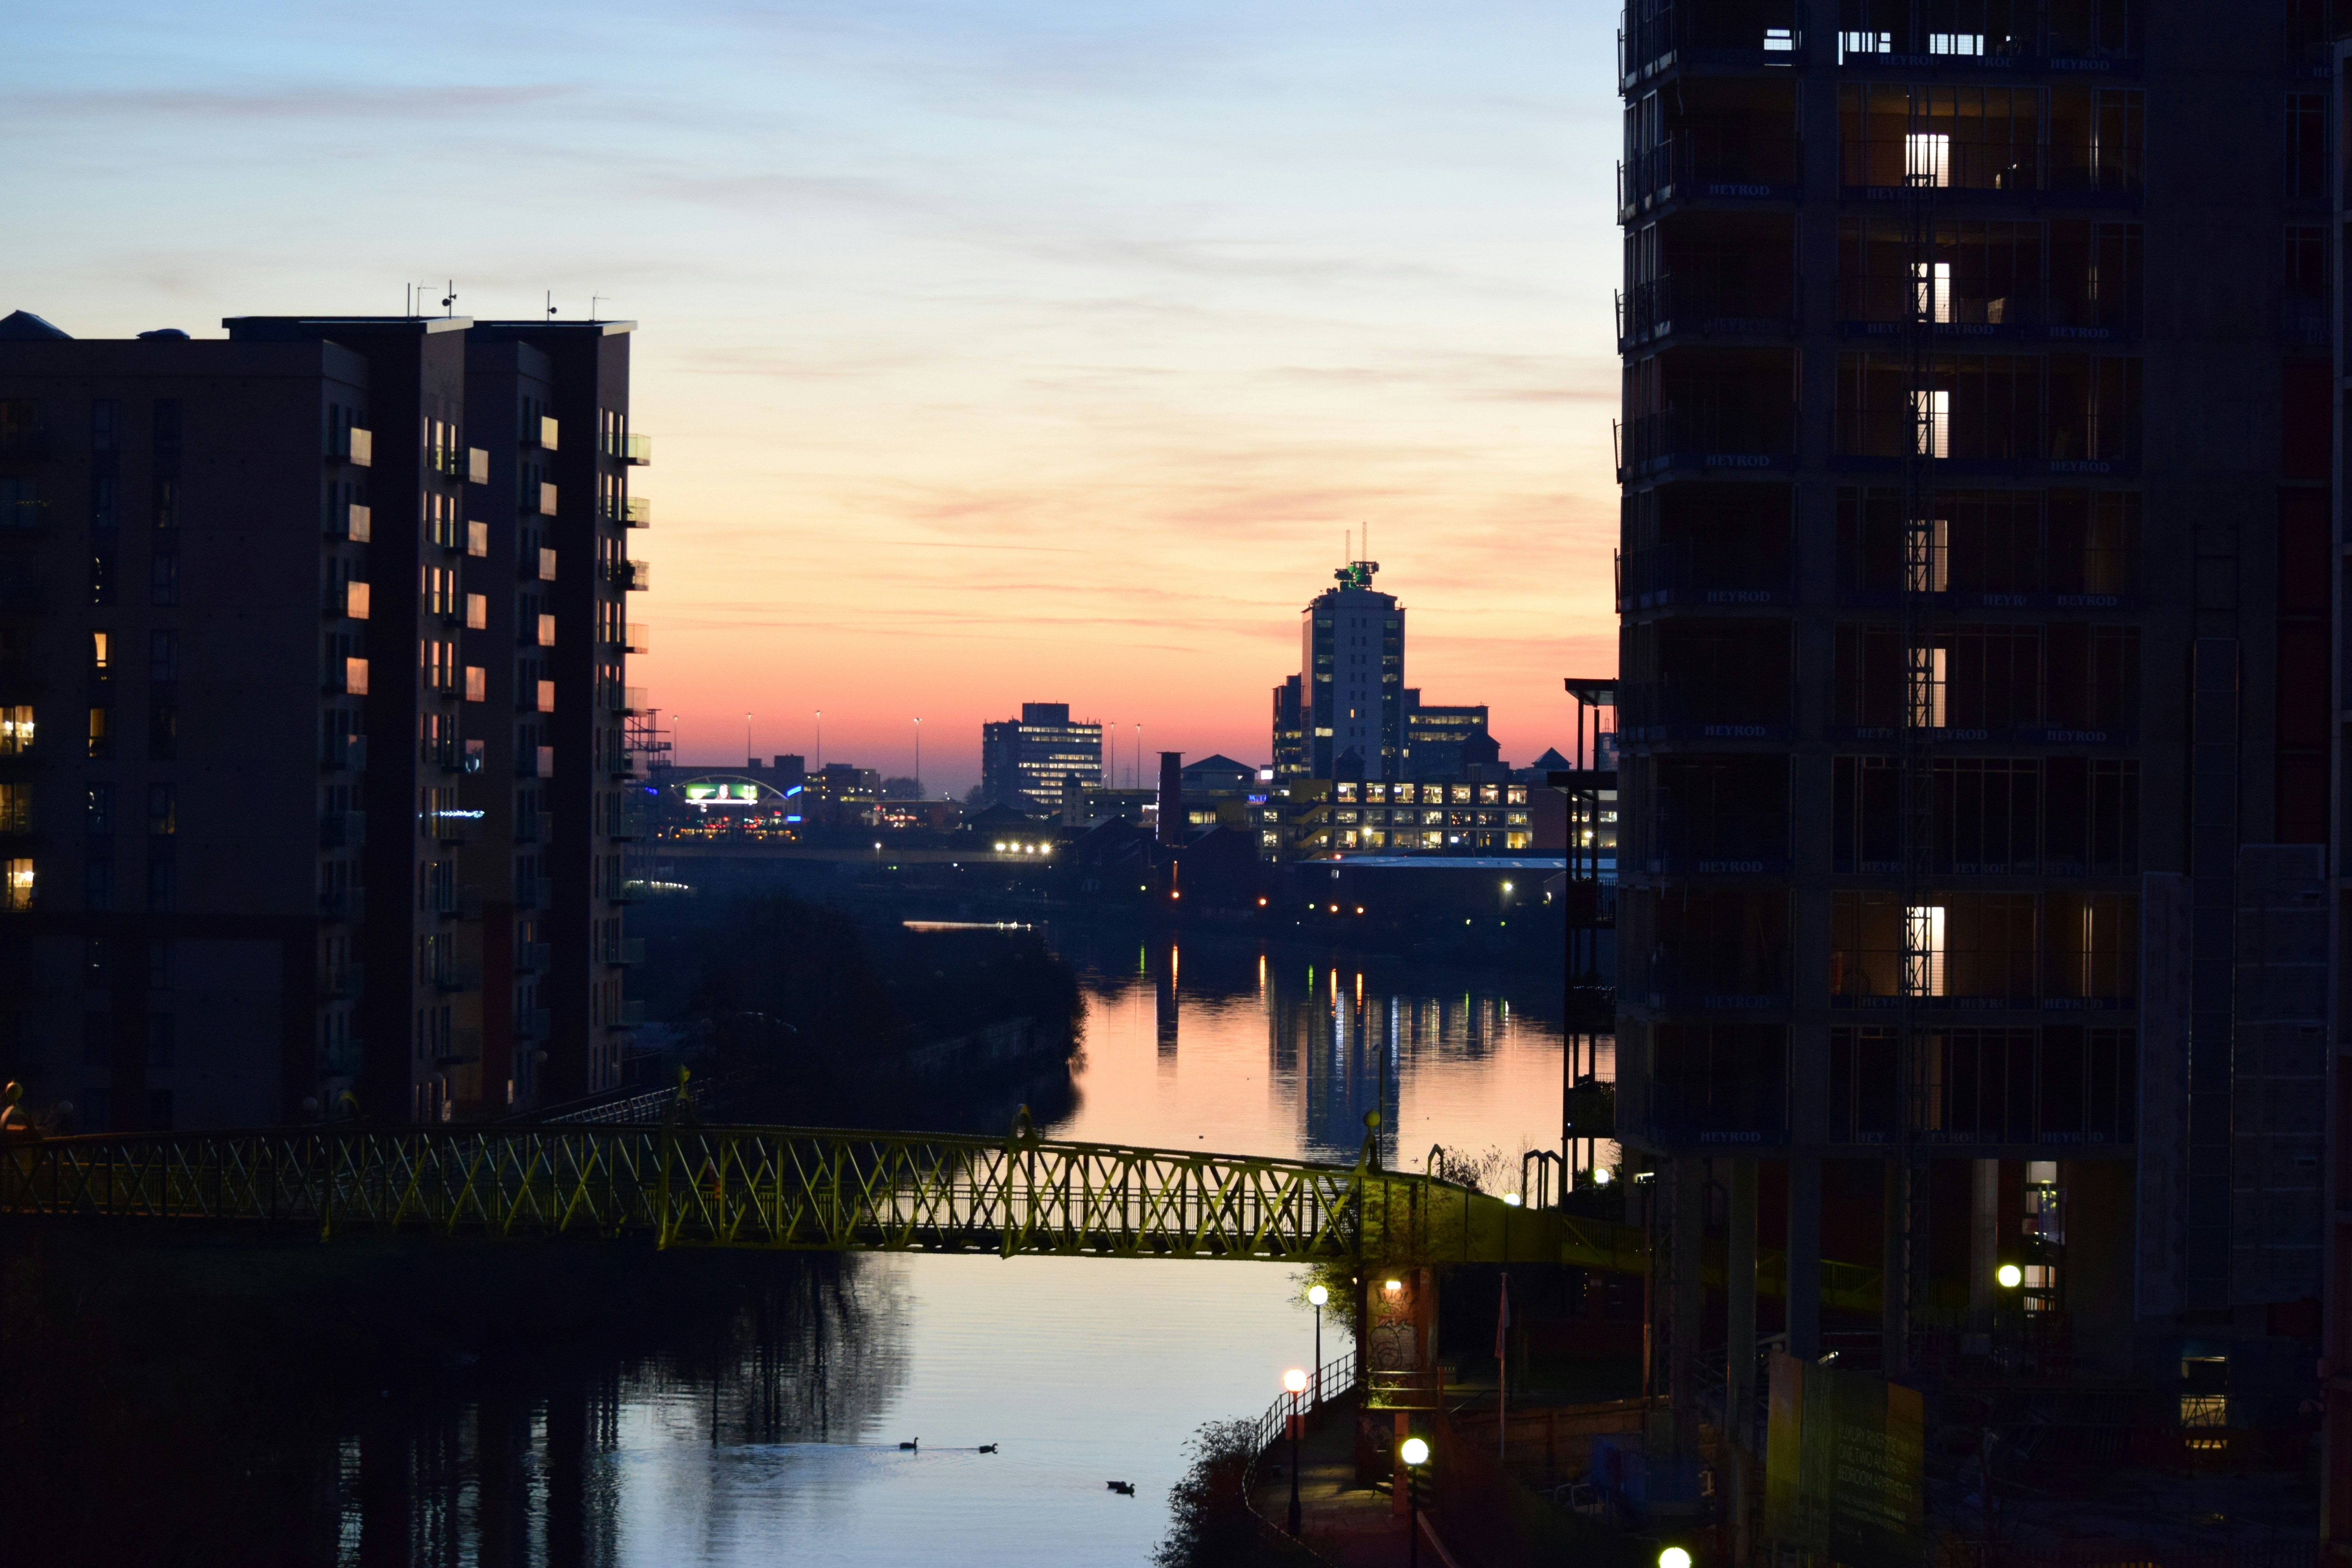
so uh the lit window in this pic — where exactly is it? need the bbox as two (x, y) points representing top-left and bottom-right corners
(3, 857), (32, 911)
(1903, 904), (1945, 997)
(1913, 389), (1950, 458)
(1912, 261), (1952, 324)
(1905, 132), (1951, 189)
(0, 705), (32, 754)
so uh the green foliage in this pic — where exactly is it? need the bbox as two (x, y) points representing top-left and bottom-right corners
(1152, 1420), (1305, 1568)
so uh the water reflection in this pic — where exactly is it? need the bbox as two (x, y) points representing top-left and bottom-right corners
(7, 932), (1608, 1568)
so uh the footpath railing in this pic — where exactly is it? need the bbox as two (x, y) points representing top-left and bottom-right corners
(1240, 1345), (1360, 1561)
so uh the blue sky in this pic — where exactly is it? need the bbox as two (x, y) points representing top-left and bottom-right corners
(7, 0), (1624, 785)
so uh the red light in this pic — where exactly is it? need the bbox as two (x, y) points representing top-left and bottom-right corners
(1257, 897), (1268, 906)
(1171, 890), (1181, 899)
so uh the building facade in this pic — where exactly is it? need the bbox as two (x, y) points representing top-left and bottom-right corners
(1296, 559), (1405, 779)
(0, 309), (646, 1128)
(1400, 692), (1491, 779)
(979, 702), (1103, 813)
(1614, 0), (2332, 1472)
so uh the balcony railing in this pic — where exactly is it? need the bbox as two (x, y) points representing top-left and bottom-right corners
(320, 734), (367, 773)
(318, 811), (367, 849)
(1619, 272), (1798, 350)
(516, 1007), (550, 1040)
(1621, 132), (1800, 217)
(1619, 540), (1793, 610)
(624, 496), (652, 528)
(1621, 2), (1802, 83)
(318, 887), (363, 921)
(614, 1000), (646, 1027)
(608, 937), (646, 966)
(323, 961), (364, 999)
(1619, 405), (1797, 478)
(624, 559), (650, 592)
(1839, 140), (2143, 203)
(1616, 679), (1793, 741)
(620, 434), (651, 466)
(519, 942), (551, 972)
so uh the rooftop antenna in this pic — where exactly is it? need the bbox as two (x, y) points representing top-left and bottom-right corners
(545, 290), (557, 321)
(590, 294), (607, 322)
(440, 279), (456, 319)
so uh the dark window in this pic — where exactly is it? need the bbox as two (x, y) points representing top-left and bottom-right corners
(149, 544), (178, 606)
(147, 694), (176, 761)
(89, 399), (119, 532)
(1651, 1023), (1788, 1140)
(147, 1013), (174, 1068)
(1829, 1027), (1900, 1143)
(81, 1013), (111, 1069)
(146, 851), (175, 912)
(151, 398), (181, 529)
(147, 783), (175, 836)
(85, 782), (113, 833)
(83, 858), (113, 912)
(148, 630), (177, 682)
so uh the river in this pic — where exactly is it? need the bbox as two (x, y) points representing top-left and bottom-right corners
(8, 930), (1612, 1567)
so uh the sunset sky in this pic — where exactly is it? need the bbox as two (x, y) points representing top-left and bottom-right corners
(9, 0), (1622, 795)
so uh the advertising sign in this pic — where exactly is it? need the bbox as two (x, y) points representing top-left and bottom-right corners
(1761, 1352), (1923, 1568)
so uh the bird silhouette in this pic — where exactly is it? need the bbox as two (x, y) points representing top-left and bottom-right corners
(1107, 1481), (1136, 1496)
(978, 1444), (998, 1454)
(898, 1439), (919, 1451)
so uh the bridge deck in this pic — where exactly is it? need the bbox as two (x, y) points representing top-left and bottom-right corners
(0, 1124), (1881, 1306)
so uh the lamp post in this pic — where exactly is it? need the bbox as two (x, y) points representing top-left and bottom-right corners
(1660, 1548), (1692, 1568)
(1308, 1284), (1328, 1406)
(1399, 1435), (1430, 1567)
(1283, 1367), (1308, 1535)
(913, 717), (922, 799)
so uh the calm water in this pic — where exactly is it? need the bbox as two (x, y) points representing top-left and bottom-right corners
(566, 931), (1607, 1568)
(20, 933), (1605, 1567)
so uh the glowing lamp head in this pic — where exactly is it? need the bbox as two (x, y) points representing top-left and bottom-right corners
(1383, 1278), (1403, 1296)
(1399, 1436), (1430, 1467)
(1283, 1368), (1308, 1394)
(1996, 1262), (2024, 1289)
(1660, 1548), (1693, 1568)
(1594, 1167), (1613, 1186)
(1503, 1192), (1523, 1207)
(1308, 1285), (1329, 1307)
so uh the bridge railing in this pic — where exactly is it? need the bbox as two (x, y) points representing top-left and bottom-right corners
(0, 1123), (1559, 1267)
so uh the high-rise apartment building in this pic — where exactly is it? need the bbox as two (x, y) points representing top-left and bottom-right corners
(0, 309), (646, 1128)
(1613, 0), (2336, 1481)
(980, 702), (1103, 814)
(1292, 559), (1404, 779)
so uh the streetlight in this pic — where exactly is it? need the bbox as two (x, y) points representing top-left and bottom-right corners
(1660, 1548), (1693, 1568)
(1399, 1436), (1430, 1567)
(1996, 1262), (2023, 1290)
(1307, 1284), (1328, 1406)
(913, 716), (922, 799)
(1283, 1367), (1308, 1535)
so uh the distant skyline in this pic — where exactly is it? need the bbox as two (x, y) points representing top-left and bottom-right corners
(7, 0), (1622, 797)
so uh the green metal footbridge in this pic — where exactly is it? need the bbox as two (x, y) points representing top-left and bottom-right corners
(0, 1114), (1879, 1307)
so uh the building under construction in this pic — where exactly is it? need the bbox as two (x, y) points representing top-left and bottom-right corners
(1612, 0), (2348, 1549)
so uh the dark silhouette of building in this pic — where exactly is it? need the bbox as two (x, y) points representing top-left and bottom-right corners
(1289, 558), (1404, 779)
(1401, 691), (1490, 779)
(0, 309), (644, 1126)
(1613, 0), (2341, 1514)
(979, 701), (1103, 813)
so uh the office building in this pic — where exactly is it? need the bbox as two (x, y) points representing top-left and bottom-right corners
(1613, 0), (2336, 1491)
(1400, 691), (1491, 779)
(979, 702), (1103, 813)
(1290, 558), (1404, 779)
(1270, 674), (1307, 778)
(0, 308), (646, 1128)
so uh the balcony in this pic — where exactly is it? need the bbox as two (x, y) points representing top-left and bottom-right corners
(1619, 403), (1797, 480)
(615, 1000), (646, 1027)
(621, 434), (651, 466)
(610, 806), (647, 842)
(625, 497), (652, 529)
(609, 937), (645, 966)
(533, 416), (559, 451)
(324, 579), (370, 621)
(320, 734), (367, 773)
(1619, 270), (1798, 352)
(624, 559), (650, 592)
(524, 745), (554, 779)
(1621, 130), (1800, 220)
(428, 809), (479, 845)
(324, 502), (371, 543)
(515, 809), (552, 844)
(318, 887), (363, 921)
(624, 624), (651, 655)
(318, 810), (366, 849)
(335, 428), (373, 467)
(1620, 0), (1801, 86)
(1619, 540), (1793, 610)
(515, 1006), (550, 1040)
(538, 483), (557, 516)
(323, 961), (364, 999)
(432, 961), (479, 993)
(325, 656), (369, 697)
(518, 941), (551, 972)
(523, 547), (554, 581)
